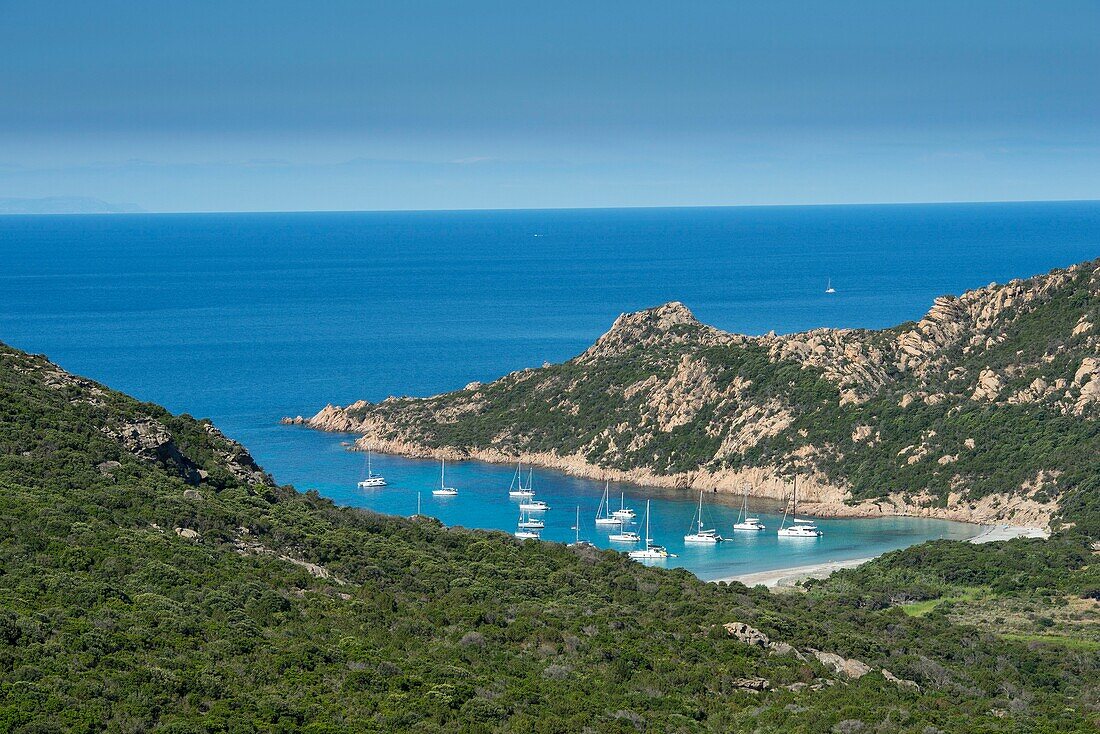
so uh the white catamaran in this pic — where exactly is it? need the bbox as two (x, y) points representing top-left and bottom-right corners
(507, 462), (535, 497)
(357, 448), (387, 488)
(684, 491), (723, 543)
(432, 458), (458, 496)
(733, 483), (766, 531)
(595, 481), (621, 525)
(777, 476), (822, 537)
(629, 500), (674, 559)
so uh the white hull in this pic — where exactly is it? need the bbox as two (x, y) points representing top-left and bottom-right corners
(518, 519), (544, 529)
(778, 527), (822, 537)
(612, 510), (635, 519)
(685, 492), (722, 543)
(595, 517), (621, 526)
(609, 533), (640, 543)
(359, 449), (386, 487)
(684, 533), (722, 544)
(629, 546), (673, 559)
(520, 501), (550, 511)
(435, 458), (457, 496)
(508, 490), (534, 497)
(733, 522), (765, 532)
(514, 530), (540, 540)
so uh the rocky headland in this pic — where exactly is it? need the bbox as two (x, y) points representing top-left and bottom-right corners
(287, 259), (1100, 528)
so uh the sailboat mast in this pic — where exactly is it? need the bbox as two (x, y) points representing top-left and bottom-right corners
(646, 500), (651, 547)
(697, 491), (703, 532)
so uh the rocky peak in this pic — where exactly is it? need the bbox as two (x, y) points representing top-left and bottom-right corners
(583, 301), (720, 359)
(610, 301), (700, 334)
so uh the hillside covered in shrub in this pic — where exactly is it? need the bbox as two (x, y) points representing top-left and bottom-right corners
(1, 342), (1098, 732)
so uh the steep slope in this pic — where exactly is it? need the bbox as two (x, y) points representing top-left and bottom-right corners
(4, 345), (1100, 731)
(291, 259), (1100, 530)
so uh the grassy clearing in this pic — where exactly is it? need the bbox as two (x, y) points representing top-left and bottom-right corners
(999, 633), (1100, 651)
(900, 587), (985, 617)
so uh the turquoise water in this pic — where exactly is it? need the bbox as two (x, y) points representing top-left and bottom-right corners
(2, 203), (1097, 577)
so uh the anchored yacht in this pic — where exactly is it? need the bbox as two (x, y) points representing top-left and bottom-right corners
(595, 481), (621, 525)
(517, 506), (544, 529)
(568, 506), (594, 548)
(507, 462), (535, 497)
(777, 477), (822, 537)
(431, 458), (458, 496)
(611, 492), (636, 520)
(357, 449), (387, 488)
(684, 491), (723, 543)
(733, 484), (765, 531)
(608, 526), (641, 543)
(629, 501), (675, 559)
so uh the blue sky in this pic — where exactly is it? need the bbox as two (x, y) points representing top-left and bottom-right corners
(1, 1), (1098, 211)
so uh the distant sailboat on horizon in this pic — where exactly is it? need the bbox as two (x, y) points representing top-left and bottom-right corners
(825, 278), (836, 294)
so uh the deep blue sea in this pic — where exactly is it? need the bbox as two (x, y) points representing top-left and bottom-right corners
(2, 202), (1098, 579)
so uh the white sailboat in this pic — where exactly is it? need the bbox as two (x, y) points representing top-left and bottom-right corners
(595, 481), (620, 525)
(825, 278), (836, 294)
(357, 448), (387, 488)
(611, 492), (636, 520)
(777, 476), (822, 537)
(568, 506), (594, 548)
(517, 506), (544, 529)
(409, 492), (423, 519)
(684, 491), (723, 543)
(609, 526), (641, 543)
(519, 499), (550, 511)
(507, 461), (535, 497)
(733, 484), (766, 531)
(629, 500), (674, 559)
(432, 458), (458, 496)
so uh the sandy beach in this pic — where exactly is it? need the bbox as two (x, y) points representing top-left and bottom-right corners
(714, 524), (1050, 589)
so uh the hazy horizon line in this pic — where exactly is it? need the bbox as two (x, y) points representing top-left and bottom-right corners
(3, 196), (1099, 217)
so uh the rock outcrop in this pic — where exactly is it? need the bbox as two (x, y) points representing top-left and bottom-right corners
(723, 621), (919, 691)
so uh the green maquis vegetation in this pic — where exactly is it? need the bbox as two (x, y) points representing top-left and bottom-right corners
(1, 341), (1098, 733)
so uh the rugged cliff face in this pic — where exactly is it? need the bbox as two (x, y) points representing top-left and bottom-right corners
(289, 259), (1100, 528)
